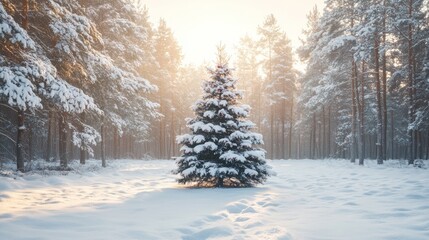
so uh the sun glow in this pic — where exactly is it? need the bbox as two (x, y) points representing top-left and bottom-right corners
(143, 0), (325, 65)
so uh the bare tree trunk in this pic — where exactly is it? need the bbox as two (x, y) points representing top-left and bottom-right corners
(426, 129), (429, 159)
(374, 27), (383, 164)
(351, 61), (357, 163)
(322, 106), (326, 158)
(113, 128), (119, 159)
(391, 110), (394, 159)
(318, 113), (322, 158)
(288, 98), (293, 159)
(16, 0), (29, 172)
(58, 112), (68, 168)
(22, 0), (29, 29)
(159, 121), (163, 159)
(355, 61), (365, 165)
(79, 113), (85, 164)
(297, 132), (301, 159)
(16, 110), (25, 172)
(46, 111), (52, 161)
(270, 104), (274, 159)
(327, 105), (331, 158)
(382, 0), (388, 161)
(407, 0), (415, 165)
(171, 110), (176, 157)
(28, 126), (33, 160)
(281, 101), (285, 159)
(358, 61), (366, 165)
(101, 122), (106, 167)
(312, 113), (316, 159)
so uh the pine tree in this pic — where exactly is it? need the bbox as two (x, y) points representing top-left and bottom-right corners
(174, 47), (271, 187)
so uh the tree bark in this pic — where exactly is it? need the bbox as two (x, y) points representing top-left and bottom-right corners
(374, 27), (383, 164)
(16, 110), (25, 172)
(28, 126), (33, 160)
(358, 61), (366, 165)
(312, 113), (316, 159)
(391, 110), (394, 159)
(79, 113), (86, 164)
(16, 0), (29, 172)
(45, 111), (52, 161)
(288, 98), (293, 159)
(270, 104), (275, 159)
(58, 112), (68, 168)
(101, 122), (106, 167)
(113, 128), (119, 159)
(351, 61), (357, 163)
(382, 0), (388, 161)
(407, 0), (415, 165)
(327, 105), (331, 158)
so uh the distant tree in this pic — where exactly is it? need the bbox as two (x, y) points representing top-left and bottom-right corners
(235, 35), (262, 127)
(153, 19), (182, 159)
(267, 34), (297, 159)
(257, 14), (282, 159)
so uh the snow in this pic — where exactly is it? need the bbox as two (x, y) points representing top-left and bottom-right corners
(1, 159), (428, 240)
(220, 151), (247, 162)
(0, 4), (35, 49)
(194, 142), (218, 153)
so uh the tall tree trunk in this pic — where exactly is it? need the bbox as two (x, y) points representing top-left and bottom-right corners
(16, 110), (25, 172)
(426, 129), (429, 160)
(58, 112), (68, 168)
(382, 0), (388, 161)
(159, 120), (163, 159)
(391, 110), (394, 159)
(281, 101), (285, 159)
(374, 27), (384, 164)
(327, 105), (331, 158)
(46, 110), (52, 161)
(351, 61), (357, 163)
(171, 110), (176, 157)
(16, 0), (29, 172)
(270, 104), (274, 159)
(288, 98), (293, 159)
(113, 128), (119, 159)
(407, 0), (415, 165)
(318, 113), (322, 158)
(101, 122), (106, 167)
(358, 61), (366, 165)
(22, 0), (28, 29)
(79, 113), (86, 164)
(312, 113), (316, 159)
(322, 106), (326, 158)
(28, 126), (33, 160)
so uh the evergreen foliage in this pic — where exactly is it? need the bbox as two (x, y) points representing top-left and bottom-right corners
(175, 53), (270, 187)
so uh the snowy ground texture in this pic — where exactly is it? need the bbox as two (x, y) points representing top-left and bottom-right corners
(1, 159), (428, 240)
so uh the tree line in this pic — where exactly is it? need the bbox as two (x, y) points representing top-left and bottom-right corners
(0, 0), (193, 171)
(234, 0), (429, 165)
(1, 0), (428, 172)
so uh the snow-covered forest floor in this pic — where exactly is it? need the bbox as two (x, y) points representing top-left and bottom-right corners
(0, 159), (428, 240)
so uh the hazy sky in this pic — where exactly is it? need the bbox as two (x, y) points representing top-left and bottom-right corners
(143, 0), (325, 65)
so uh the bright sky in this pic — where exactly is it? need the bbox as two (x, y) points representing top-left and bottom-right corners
(143, 0), (325, 65)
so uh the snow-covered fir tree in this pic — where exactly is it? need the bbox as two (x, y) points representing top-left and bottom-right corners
(174, 49), (271, 187)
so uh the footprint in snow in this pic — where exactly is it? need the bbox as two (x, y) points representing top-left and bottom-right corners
(204, 214), (224, 222)
(226, 202), (249, 214)
(235, 216), (250, 223)
(405, 194), (426, 199)
(343, 201), (358, 206)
